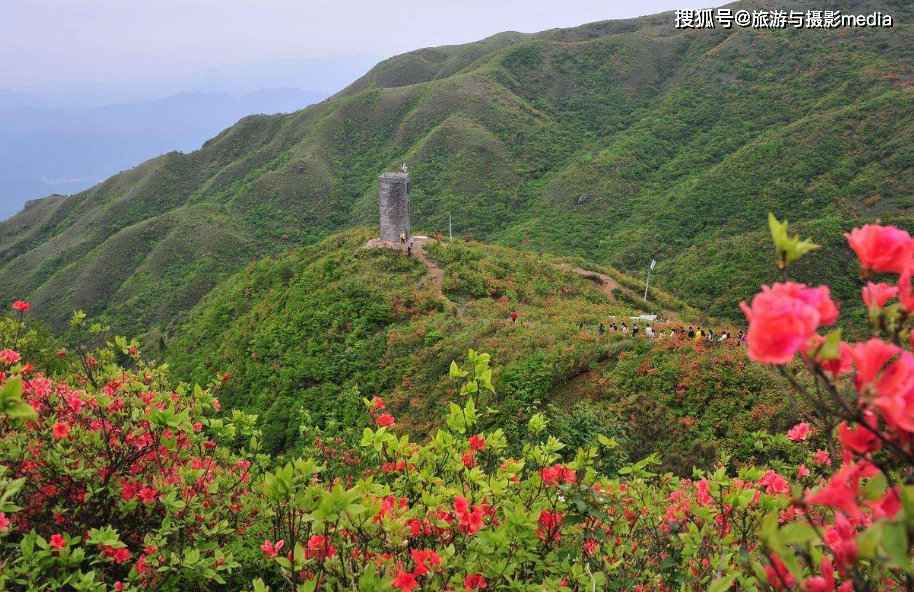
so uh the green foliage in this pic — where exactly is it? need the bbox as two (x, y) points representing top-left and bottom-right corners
(166, 231), (793, 473)
(4, 9), (914, 334)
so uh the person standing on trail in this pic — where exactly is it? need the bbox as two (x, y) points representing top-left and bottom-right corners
(632, 324), (640, 337)
(621, 322), (628, 334)
(406, 239), (413, 258)
(645, 325), (654, 338)
(687, 326), (695, 339)
(510, 311), (518, 324)
(399, 232), (407, 253)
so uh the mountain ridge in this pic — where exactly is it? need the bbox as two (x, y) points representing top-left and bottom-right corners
(1, 0), (913, 336)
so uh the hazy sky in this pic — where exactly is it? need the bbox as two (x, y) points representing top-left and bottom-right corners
(3, 0), (714, 103)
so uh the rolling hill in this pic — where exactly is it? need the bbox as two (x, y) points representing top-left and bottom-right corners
(165, 229), (796, 472)
(2, 0), (913, 337)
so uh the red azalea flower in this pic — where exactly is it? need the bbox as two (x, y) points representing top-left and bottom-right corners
(757, 470), (789, 495)
(307, 535), (336, 561)
(137, 486), (159, 505)
(464, 573), (488, 590)
(410, 548), (441, 576)
(802, 556), (836, 592)
(541, 464), (576, 486)
(0, 349), (21, 365)
(468, 433), (486, 451)
(787, 422), (812, 442)
(52, 421), (70, 440)
(862, 282), (898, 309)
(392, 567), (418, 592)
(846, 224), (914, 274)
(838, 420), (880, 455)
(740, 282), (834, 364)
(849, 339), (901, 391)
(111, 546), (132, 564)
(806, 462), (877, 520)
(49, 533), (66, 551)
(823, 513), (859, 569)
(869, 487), (902, 520)
(537, 510), (563, 543)
(813, 449), (832, 466)
(375, 413), (395, 427)
(765, 553), (796, 591)
(11, 300), (30, 313)
(260, 539), (284, 558)
(462, 450), (476, 468)
(453, 496), (484, 535)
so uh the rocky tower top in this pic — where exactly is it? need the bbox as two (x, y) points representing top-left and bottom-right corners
(379, 172), (410, 242)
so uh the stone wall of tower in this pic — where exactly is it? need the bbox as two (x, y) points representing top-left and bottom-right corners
(379, 172), (410, 242)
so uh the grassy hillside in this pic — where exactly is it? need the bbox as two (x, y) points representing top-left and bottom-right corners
(166, 229), (798, 473)
(3, 0), (914, 335)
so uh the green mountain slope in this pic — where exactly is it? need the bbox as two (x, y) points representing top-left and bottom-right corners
(2, 0), (913, 334)
(165, 229), (795, 473)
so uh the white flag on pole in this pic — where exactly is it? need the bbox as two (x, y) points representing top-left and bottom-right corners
(650, 258), (657, 271)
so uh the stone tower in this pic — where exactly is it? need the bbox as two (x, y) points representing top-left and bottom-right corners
(379, 172), (410, 242)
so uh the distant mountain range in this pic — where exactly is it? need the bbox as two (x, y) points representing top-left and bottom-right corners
(0, 88), (326, 219)
(1, 0), (913, 337)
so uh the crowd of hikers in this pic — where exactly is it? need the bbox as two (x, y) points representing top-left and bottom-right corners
(585, 319), (746, 346)
(569, 317), (747, 346)
(507, 309), (746, 347)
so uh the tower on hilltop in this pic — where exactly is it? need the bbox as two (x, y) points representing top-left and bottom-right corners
(378, 171), (410, 242)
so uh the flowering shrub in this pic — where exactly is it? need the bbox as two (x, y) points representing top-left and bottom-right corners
(740, 217), (914, 590)
(0, 309), (263, 590)
(248, 351), (800, 591)
(6, 216), (914, 590)
(0, 302), (856, 591)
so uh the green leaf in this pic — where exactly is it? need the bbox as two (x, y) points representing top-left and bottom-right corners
(0, 378), (36, 421)
(528, 413), (548, 435)
(597, 434), (618, 449)
(87, 526), (123, 547)
(882, 521), (909, 569)
(861, 472), (888, 501)
(901, 486), (914, 524)
(449, 361), (466, 379)
(857, 522), (882, 559)
(769, 213), (819, 268)
(779, 522), (817, 546)
(818, 329), (842, 361)
(709, 573), (738, 592)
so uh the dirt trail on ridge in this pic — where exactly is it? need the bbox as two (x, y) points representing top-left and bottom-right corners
(559, 265), (619, 300)
(410, 237), (444, 296)
(367, 238), (683, 320)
